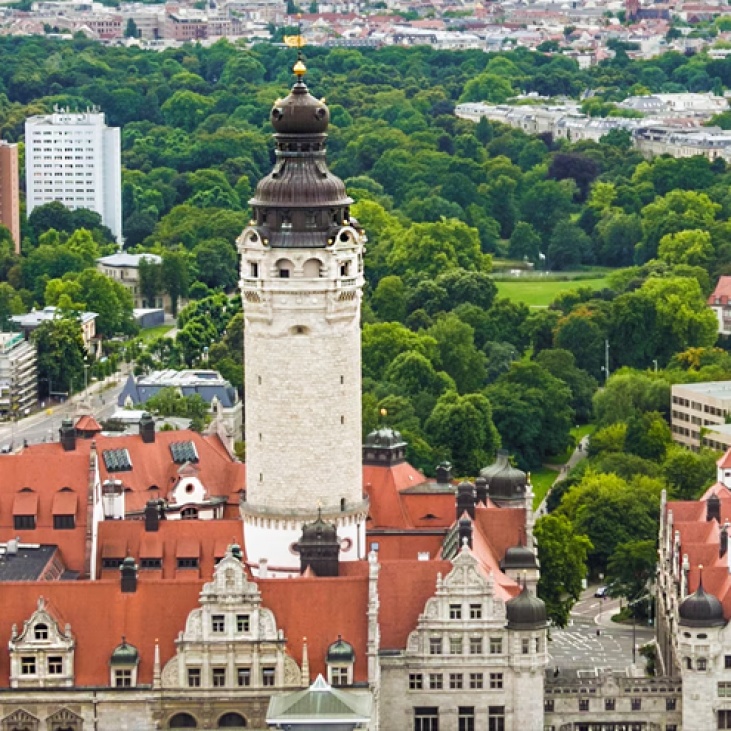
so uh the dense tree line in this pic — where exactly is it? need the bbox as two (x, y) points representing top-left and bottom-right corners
(0, 37), (727, 474)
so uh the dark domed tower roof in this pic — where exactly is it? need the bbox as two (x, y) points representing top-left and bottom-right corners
(301, 511), (338, 543)
(500, 545), (538, 571)
(506, 585), (548, 630)
(679, 579), (726, 627)
(298, 509), (340, 578)
(480, 450), (527, 503)
(363, 427), (407, 466)
(326, 636), (355, 663)
(248, 60), (353, 249)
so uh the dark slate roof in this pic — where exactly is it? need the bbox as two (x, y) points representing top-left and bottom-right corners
(118, 374), (237, 409)
(0, 545), (61, 581)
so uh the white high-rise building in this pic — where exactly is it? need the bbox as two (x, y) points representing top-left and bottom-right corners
(238, 62), (368, 577)
(25, 110), (122, 243)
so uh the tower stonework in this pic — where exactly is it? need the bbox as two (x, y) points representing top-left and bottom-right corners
(238, 62), (368, 576)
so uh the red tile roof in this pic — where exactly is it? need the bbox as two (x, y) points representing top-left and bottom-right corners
(378, 559), (451, 650)
(75, 414), (102, 433)
(709, 276), (731, 306)
(0, 579), (203, 687)
(97, 519), (243, 580)
(260, 567), (370, 682)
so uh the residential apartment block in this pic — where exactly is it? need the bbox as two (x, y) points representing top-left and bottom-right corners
(25, 110), (122, 244)
(0, 141), (20, 254)
(0, 332), (37, 419)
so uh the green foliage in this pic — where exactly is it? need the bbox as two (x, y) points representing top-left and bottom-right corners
(424, 390), (500, 475)
(534, 514), (592, 628)
(558, 471), (664, 575)
(144, 386), (211, 429)
(593, 371), (670, 425)
(485, 361), (574, 468)
(662, 445), (720, 500)
(606, 539), (657, 605)
(32, 318), (86, 398)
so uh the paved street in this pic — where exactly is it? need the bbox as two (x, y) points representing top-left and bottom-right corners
(548, 588), (655, 676)
(0, 372), (128, 448)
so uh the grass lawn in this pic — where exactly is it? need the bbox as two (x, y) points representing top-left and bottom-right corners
(494, 278), (610, 307)
(137, 324), (174, 343)
(531, 466), (559, 510)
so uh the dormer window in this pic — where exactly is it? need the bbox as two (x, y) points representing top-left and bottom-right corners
(326, 636), (355, 687)
(110, 638), (139, 687)
(34, 624), (48, 641)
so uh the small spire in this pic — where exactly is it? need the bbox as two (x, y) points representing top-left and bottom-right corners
(301, 637), (310, 686)
(153, 638), (161, 689)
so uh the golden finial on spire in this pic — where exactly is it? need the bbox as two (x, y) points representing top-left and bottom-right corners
(284, 13), (307, 77)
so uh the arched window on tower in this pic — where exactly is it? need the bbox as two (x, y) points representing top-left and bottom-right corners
(303, 258), (322, 278)
(275, 259), (293, 279)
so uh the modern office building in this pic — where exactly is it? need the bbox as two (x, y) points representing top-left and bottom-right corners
(671, 381), (731, 450)
(25, 110), (122, 243)
(0, 141), (20, 253)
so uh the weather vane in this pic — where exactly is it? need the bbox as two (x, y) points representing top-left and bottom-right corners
(284, 14), (307, 77)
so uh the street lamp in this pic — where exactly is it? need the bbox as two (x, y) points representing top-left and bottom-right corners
(652, 359), (658, 373)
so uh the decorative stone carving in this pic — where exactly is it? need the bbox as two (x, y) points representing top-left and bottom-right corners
(1, 709), (40, 731)
(46, 707), (82, 730)
(283, 655), (301, 686)
(160, 656), (179, 689)
(184, 609), (202, 640)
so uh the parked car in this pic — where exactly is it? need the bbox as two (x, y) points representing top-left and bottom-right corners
(594, 585), (608, 598)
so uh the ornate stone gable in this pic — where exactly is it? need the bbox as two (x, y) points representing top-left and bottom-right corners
(163, 547), (301, 691)
(8, 597), (75, 688)
(406, 546), (506, 656)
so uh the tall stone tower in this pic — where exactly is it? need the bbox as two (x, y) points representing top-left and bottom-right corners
(238, 59), (368, 576)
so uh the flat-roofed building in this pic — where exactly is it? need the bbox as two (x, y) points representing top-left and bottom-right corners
(671, 381), (731, 450)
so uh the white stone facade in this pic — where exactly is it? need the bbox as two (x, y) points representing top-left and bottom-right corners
(379, 549), (548, 731)
(8, 597), (75, 689)
(239, 224), (368, 575)
(162, 551), (303, 693)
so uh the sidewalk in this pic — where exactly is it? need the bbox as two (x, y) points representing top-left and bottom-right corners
(536, 435), (589, 516)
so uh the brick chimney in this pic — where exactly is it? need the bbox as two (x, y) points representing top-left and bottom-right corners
(59, 419), (76, 451)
